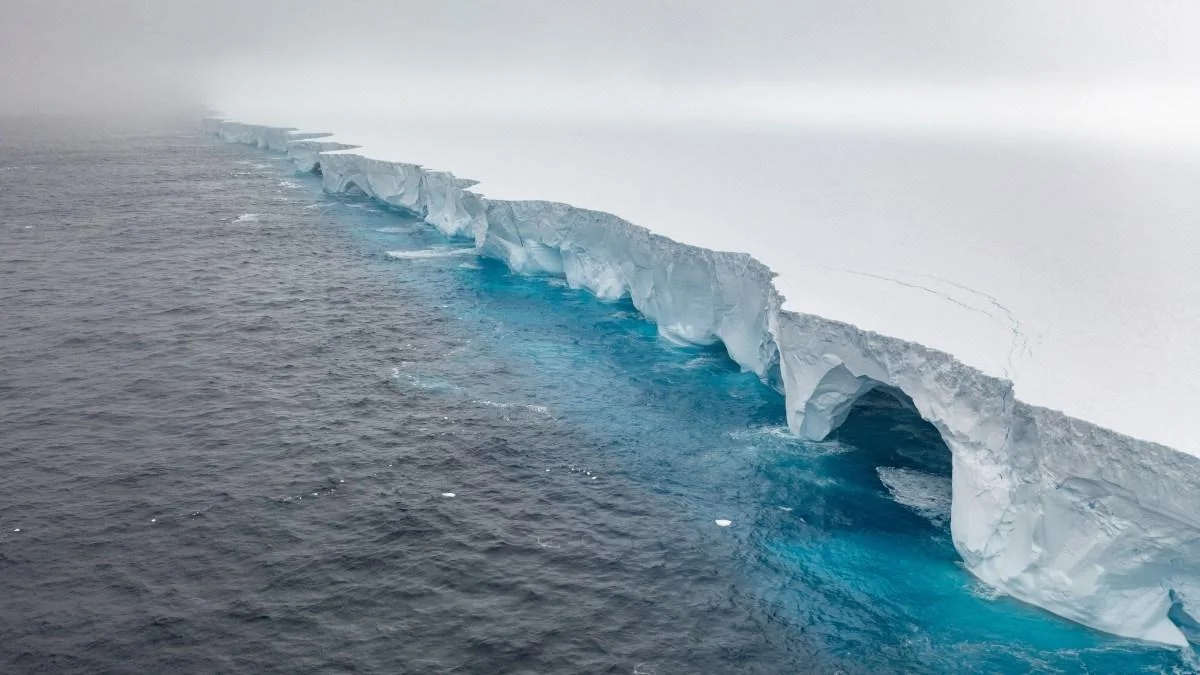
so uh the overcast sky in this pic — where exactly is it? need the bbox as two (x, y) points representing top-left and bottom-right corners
(4, 0), (1200, 141)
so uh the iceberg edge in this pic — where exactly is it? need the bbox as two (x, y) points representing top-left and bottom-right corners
(206, 117), (1200, 648)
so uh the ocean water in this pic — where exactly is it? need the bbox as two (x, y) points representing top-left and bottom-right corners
(0, 117), (1193, 674)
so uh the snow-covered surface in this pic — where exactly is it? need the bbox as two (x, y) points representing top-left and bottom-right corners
(216, 117), (1200, 454)
(204, 116), (1200, 648)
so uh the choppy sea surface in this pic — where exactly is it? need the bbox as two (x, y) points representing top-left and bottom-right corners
(1, 117), (1194, 673)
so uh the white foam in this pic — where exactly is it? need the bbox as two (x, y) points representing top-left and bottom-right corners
(232, 213), (262, 223)
(877, 466), (953, 527)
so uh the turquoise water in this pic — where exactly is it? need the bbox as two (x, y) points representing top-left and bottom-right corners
(303, 160), (1195, 672)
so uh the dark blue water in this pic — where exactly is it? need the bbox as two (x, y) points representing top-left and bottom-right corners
(1, 118), (1193, 673)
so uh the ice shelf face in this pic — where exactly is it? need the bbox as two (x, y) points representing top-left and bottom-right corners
(203, 117), (1200, 648)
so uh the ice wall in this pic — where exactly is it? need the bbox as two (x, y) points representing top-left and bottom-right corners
(205, 118), (1200, 648)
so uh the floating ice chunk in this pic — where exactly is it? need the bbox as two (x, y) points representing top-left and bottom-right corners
(441, 492), (456, 498)
(714, 519), (732, 527)
(232, 213), (261, 223)
(385, 248), (475, 260)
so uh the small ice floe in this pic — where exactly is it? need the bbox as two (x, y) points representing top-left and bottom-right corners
(233, 213), (261, 223)
(777, 506), (793, 512)
(23, 225), (33, 230)
(545, 468), (551, 472)
(714, 519), (733, 527)
(12, 528), (21, 533)
(150, 518), (157, 523)
(385, 248), (474, 260)
(441, 492), (456, 498)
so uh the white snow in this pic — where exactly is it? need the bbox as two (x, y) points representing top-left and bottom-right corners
(205, 116), (1200, 648)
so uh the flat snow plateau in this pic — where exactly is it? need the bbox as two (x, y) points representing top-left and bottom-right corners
(206, 112), (1200, 648)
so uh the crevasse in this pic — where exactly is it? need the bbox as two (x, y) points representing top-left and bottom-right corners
(206, 118), (1200, 648)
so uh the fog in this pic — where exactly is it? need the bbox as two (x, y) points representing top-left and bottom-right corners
(4, 1), (1200, 143)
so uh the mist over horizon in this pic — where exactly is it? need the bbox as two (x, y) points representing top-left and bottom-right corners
(3, 0), (1200, 145)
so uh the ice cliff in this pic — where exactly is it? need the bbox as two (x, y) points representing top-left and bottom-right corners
(204, 117), (1200, 648)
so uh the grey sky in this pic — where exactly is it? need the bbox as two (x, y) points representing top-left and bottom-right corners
(3, 1), (1199, 121)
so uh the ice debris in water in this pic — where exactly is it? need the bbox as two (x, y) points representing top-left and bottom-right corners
(385, 248), (474, 260)
(441, 492), (456, 498)
(233, 213), (261, 223)
(715, 519), (733, 527)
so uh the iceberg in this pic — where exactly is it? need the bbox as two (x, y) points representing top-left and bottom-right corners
(203, 116), (1200, 648)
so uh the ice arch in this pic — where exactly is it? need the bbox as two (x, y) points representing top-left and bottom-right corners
(796, 364), (920, 442)
(775, 310), (1197, 647)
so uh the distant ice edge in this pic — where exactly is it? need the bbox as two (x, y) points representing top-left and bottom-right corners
(207, 118), (1200, 648)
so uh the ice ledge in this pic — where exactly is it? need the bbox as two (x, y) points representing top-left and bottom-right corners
(204, 117), (1200, 648)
